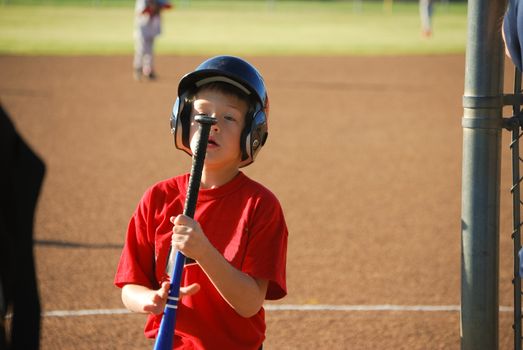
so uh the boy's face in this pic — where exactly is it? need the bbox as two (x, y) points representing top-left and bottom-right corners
(189, 87), (248, 170)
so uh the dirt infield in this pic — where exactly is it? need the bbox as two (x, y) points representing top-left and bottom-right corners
(0, 54), (519, 349)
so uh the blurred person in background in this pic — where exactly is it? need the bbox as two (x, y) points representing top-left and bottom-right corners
(133, 0), (172, 81)
(503, 0), (522, 71)
(419, 0), (435, 37)
(503, 0), (523, 278)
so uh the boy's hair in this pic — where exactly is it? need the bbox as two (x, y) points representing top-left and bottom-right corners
(188, 81), (252, 108)
(170, 56), (269, 168)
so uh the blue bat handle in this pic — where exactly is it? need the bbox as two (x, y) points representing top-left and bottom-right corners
(153, 252), (186, 350)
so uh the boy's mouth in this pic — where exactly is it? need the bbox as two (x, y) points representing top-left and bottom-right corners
(207, 138), (218, 146)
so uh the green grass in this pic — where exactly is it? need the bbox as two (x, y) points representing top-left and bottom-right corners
(0, 0), (468, 56)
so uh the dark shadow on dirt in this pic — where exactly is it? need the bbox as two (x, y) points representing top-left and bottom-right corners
(34, 239), (123, 250)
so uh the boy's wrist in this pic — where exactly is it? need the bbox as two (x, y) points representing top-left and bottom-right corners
(194, 241), (221, 269)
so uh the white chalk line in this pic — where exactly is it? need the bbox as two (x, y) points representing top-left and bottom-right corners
(40, 304), (514, 317)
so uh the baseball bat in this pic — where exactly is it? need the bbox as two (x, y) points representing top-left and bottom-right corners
(153, 114), (216, 350)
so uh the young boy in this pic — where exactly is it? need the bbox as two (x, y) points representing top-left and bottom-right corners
(115, 56), (288, 349)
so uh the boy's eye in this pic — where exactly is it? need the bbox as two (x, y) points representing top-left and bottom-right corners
(224, 115), (236, 122)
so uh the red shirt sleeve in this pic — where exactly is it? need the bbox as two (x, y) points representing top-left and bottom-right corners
(114, 188), (158, 290)
(241, 190), (288, 300)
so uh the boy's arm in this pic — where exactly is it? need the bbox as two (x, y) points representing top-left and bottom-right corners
(197, 247), (269, 318)
(171, 215), (269, 318)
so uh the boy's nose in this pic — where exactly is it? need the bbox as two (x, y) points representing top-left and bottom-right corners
(211, 119), (220, 132)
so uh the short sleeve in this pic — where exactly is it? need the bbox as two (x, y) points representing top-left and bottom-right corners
(242, 193), (288, 300)
(114, 190), (158, 290)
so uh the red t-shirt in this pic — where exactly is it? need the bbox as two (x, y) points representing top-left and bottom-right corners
(114, 171), (288, 349)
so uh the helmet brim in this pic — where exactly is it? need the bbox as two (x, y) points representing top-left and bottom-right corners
(177, 56), (267, 105)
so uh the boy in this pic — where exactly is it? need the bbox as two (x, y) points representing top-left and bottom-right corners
(115, 56), (288, 349)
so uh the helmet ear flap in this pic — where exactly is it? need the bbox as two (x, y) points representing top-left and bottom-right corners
(239, 108), (268, 168)
(171, 95), (193, 156)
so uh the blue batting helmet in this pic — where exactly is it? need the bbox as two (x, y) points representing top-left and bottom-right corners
(170, 55), (269, 167)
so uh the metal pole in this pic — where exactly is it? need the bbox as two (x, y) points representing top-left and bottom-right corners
(461, 0), (507, 349)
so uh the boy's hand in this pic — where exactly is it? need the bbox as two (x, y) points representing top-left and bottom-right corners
(171, 215), (212, 261)
(143, 281), (170, 315)
(143, 281), (200, 315)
